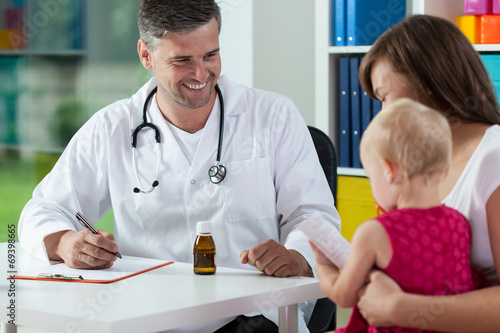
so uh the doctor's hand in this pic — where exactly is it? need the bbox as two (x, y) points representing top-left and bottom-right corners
(240, 239), (313, 277)
(44, 230), (118, 269)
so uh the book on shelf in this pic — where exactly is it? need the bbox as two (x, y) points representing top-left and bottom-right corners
(481, 54), (500, 101)
(331, 0), (346, 46)
(338, 57), (351, 167)
(349, 57), (362, 168)
(463, 0), (492, 15)
(330, 0), (406, 46)
(337, 56), (382, 168)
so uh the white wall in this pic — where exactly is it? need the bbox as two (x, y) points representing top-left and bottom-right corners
(218, 0), (316, 125)
(219, 0), (254, 88)
(253, 0), (316, 125)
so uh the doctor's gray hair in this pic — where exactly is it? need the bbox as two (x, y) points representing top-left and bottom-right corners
(137, 0), (222, 52)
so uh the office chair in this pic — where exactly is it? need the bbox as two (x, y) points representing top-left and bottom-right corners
(306, 126), (337, 333)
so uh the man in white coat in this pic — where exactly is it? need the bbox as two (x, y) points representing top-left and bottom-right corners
(18, 0), (341, 331)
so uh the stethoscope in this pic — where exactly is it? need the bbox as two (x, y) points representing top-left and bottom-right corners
(131, 85), (226, 194)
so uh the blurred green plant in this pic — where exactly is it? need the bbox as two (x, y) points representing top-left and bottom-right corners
(48, 97), (86, 148)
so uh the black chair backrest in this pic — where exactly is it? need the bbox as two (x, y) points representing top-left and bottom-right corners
(307, 126), (338, 332)
(308, 126), (337, 204)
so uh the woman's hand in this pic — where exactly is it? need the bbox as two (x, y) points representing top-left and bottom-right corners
(357, 270), (403, 327)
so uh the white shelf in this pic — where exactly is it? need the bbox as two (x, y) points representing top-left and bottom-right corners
(338, 167), (366, 177)
(329, 46), (371, 54)
(0, 49), (86, 57)
(329, 44), (500, 55)
(474, 44), (500, 52)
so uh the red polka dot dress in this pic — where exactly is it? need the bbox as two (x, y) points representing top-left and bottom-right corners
(336, 205), (488, 333)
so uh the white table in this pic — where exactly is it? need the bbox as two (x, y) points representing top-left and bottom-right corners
(1, 243), (325, 332)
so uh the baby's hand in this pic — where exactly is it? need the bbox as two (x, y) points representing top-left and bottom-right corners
(309, 240), (339, 269)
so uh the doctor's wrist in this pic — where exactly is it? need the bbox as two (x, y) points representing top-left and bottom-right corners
(44, 230), (74, 261)
(289, 249), (313, 277)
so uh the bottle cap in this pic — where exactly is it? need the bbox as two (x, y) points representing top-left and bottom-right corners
(196, 221), (212, 234)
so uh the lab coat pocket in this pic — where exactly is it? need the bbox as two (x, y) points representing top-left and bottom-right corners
(224, 157), (277, 222)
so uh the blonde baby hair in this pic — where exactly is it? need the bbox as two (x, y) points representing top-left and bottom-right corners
(360, 98), (452, 180)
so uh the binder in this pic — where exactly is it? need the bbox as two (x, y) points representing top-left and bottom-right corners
(481, 54), (500, 81)
(332, 0), (346, 46)
(476, 15), (500, 44)
(14, 257), (173, 283)
(360, 82), (372, 135)
(372, 99), (382, 118)
(456, 15), (477, 44)
(481, 54), (500, 101)
(5, 7), (24, 29)
(346, 0), (406, 46)
(349, 57), (362, 168)
(463, 0), (492, 14)
(338, 57), (351, 167)
(494, 0), (500, 14)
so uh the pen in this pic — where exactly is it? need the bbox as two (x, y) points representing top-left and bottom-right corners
(76, 212), (122, 259)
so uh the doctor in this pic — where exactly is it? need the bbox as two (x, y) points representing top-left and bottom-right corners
(18, 0), (340, 331)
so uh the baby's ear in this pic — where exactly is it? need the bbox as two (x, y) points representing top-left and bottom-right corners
(381, 159), (400, 184)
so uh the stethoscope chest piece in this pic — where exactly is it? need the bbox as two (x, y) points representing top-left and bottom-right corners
(133, 84), (227, 193)
(209, 164), (226, 184)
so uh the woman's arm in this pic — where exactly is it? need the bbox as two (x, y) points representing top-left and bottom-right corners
(313, 219), (391, 308)
(358, 186), (500, 332)
(486, 186), (500, 286)
(359, 272), (500, 332)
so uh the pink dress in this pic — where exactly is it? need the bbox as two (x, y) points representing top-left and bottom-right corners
(335, 205), (489, 333)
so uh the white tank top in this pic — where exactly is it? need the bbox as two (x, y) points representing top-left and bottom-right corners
(443, 124), (500, 285)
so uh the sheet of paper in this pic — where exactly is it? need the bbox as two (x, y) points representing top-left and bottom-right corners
(16, 257), (170, 281)
(300, 212), (351, 269)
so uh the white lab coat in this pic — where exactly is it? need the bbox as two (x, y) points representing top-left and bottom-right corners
(19, 75), (341, 332)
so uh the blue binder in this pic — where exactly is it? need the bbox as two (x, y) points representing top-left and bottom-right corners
(350, 57), (362, 168)
(332, 0), (346, 46)
(481, 54), (500, 81)
(338, 57), (351, 167)
(372, 99), (382, 118)
(346, 0), (406, 46)
(360, 86), (372, 135)
(360, 57), (372, 136)
(481, 54), (500, 102)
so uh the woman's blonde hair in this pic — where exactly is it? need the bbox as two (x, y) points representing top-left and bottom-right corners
(361, 99), (452, 180)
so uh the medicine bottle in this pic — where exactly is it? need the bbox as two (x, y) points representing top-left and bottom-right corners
(193, 221), (216, 275)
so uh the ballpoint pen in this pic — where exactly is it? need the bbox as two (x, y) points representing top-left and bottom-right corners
(76, 212), (122, 259)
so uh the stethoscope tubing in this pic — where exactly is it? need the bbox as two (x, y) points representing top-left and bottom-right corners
(131, 84), (226, 193)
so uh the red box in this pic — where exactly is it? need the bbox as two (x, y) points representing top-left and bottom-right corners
(477, 15), (500, 44)
(5, 7), (24, 29)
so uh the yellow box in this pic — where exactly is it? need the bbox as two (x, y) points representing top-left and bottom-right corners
(456, 15), (477, 44)
(0, 29), (26, 49)
(0, 30), (10, 49)
(337, 175), (376, 242)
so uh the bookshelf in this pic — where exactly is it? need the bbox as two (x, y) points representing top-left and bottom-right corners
(314, 0), (500, 177)
(314, 0), (500, 237)
(0, 0), (87, 154)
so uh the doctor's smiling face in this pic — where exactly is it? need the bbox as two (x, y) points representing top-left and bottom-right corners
(138, 18), (221, 118)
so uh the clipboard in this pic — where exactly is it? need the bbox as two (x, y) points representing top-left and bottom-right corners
(13, 257), (174, 283)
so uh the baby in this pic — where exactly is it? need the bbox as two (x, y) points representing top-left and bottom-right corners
(311, 98), (488, 332)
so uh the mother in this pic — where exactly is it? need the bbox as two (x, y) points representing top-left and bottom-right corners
(357, 15), (500, 332)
